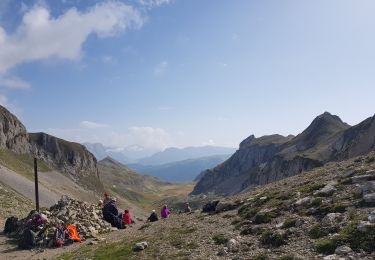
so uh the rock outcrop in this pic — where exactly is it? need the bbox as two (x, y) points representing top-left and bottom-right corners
(30, 132), (103, 192)
(193, 112), (375, 196)
(0, 106), (31, 154)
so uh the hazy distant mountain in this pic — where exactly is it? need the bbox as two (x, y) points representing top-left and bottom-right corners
(83, 143), (157, 163)
(137, 146), (236, 166)
(192, 112), (375, 196)
(129, 154), (231, 183)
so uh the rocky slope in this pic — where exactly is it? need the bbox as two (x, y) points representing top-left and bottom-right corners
(54, 152), (375, 260)
(0, 106), (31, 154)
(193, 112), (375, 196)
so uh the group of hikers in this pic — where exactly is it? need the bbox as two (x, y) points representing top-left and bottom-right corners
(99, 192), (192, 226)
(4, 192), (193, 249)
(100, 192), (192, 226)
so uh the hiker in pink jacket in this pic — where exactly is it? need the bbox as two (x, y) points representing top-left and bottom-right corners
(161, 205), (171, 219)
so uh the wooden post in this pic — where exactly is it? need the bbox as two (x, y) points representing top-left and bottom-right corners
(34, 158), (40, 212)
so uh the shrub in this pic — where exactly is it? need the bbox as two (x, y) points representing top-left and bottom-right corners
(365, 157), (375, 164)
(310, 198), (322, 207)
(337, 222), (375, 252)
(299, 183), (325, 194)
(282, 218), (297, 229)
(254, 212), (278, 224)
(309, 224), (328, 239)
(260, 230), (286, 247)
(212, 234), (228, 245)
(252, 253), (269, 260)
(329, 204), (346, 213)
(238, 206), (258, 220)
(315, 239), (337, 254)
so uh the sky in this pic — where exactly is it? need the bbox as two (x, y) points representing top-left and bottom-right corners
(0, 0), (375, 152)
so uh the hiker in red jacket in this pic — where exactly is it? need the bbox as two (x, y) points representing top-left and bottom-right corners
(122, 209), (132, 225)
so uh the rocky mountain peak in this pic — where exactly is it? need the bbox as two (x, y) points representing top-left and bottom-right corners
(0, 105), (31, 154)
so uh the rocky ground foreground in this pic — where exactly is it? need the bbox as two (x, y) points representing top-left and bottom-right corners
(2, 152), (375, 259)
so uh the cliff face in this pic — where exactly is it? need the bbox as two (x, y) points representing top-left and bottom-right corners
(330, 115), (375, 160)
(192, 135), (292, 195)
(0, 106), (31, 154)
(192, 112), (375, 196)
(29, 132), (103, 192)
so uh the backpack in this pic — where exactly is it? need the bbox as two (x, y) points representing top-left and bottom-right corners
(66, 224), (81, 242)
(4, 216), (19, 234)
(18, 229), (36, 249)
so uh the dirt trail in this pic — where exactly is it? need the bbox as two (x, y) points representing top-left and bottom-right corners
(0, 166), (59, 207)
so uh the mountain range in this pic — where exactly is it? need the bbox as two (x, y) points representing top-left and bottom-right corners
(128, 154), (231, 183)
(192, 112), (375, 196)
(84, 142), (236, 182)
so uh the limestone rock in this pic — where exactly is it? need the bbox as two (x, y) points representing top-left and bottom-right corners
(363, 193), (375, 203)
(133, 241), (148, 252)
(226, 238), (239, 252)
(335, 245), (352, 255)
(314, 184), (337, 197)
(322, 213), (343, 226)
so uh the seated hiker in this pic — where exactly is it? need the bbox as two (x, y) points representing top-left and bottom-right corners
(26, 213), (48, 231)
(103, 192), (111, 206)
(54, 222), (66, 247)
(122, 209), (132, 225)
(102, 198), (124, 229)
(161, 205), (171, 219)
(184, 202), (192, 213)
(147, 210), (159, 222)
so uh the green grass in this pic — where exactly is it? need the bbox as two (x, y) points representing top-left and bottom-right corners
(309, 224), (328, 239)
(60, 239), (148, 260)
(315, 221), (375, 254)
(254, 211), (278, 224)
(260, 230), (286, 247)
(298, 183), (325, 194)
(0, 149), (50, 180)
(212, 233), (229, 245)
(282, 218), (297, 229)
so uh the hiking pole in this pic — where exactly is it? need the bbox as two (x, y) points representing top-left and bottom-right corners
(34, 157), (40, 212)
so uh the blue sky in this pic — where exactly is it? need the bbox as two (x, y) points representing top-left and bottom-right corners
(0, 0), (375, 151)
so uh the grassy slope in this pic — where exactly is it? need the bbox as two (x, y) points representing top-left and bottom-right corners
(0, 183), (34, 224)
(0, 149), (50, 180)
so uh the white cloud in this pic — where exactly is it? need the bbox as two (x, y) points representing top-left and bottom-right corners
(80, 121), (109, 129)
(138, 0), (173, 8)
(42, 124), (172, 151)
(0, 75), (31, 89)
(0, 1), (144, 74)
(153, 60), (168, 77)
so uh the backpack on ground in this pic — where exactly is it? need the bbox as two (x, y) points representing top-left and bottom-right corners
(4, 216), (19, 234)
(18, 229), (36, 249)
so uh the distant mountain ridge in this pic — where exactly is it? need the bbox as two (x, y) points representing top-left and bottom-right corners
(137, 146), (236, 166)
(192, 112), (375, 196)
(129, 154), (232, 183)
